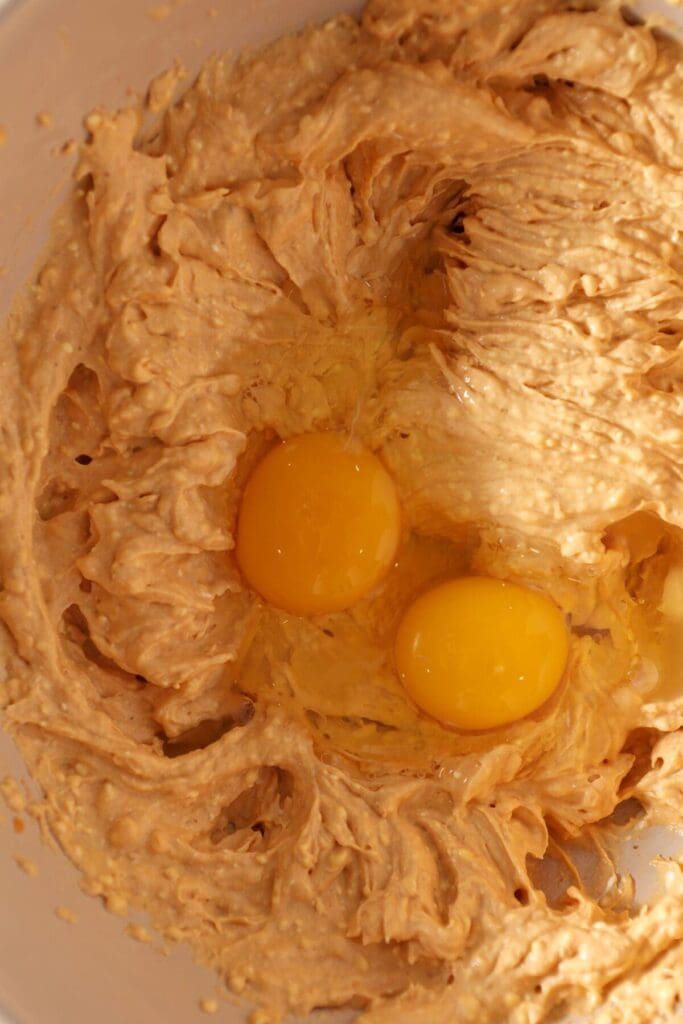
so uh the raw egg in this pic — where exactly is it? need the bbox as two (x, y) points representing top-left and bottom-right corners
(236, 432), (401, 615)
(395, 576), (568, 730)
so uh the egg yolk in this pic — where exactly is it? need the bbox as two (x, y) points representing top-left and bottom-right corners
(395, 577), (568, 731)
(236, 432), (401, 615)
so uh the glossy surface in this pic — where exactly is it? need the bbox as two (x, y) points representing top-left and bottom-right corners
(395, 576), (569, 730)
(236, 432), (401, 615)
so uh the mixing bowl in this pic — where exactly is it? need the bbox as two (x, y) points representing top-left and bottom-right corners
(0, 1), (681, 1023)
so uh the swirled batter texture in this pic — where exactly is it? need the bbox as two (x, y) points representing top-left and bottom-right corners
(2, 1), (683, 1021)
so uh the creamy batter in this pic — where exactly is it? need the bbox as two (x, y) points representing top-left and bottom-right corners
(1, 0), (683, 1021)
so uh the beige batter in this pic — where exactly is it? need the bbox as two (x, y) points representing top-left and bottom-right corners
(2, 0), (683, 1020)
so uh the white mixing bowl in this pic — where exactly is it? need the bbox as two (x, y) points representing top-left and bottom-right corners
(0, 2), (680, 1023)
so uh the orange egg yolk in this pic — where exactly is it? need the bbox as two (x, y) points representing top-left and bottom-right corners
(236, 432), (401, 616)
(395, 576), (568, 731)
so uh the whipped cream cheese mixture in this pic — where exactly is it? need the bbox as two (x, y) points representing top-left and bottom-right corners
(1, 0), (683, 1020)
